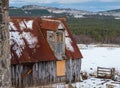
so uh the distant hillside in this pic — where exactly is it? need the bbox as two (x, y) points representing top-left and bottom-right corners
(98, 9), (120, 19)
(9, 5), (120, 19)
(9, 8), (51, 16)
(106, 9), (120, 12)
(9, 5), (120, 44)
(9, 5), (91, 18)
(9, 6), (52, 17)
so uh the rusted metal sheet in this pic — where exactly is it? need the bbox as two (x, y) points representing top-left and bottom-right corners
(41, 19), (59, 31)
(62, 20), (83, 59)
(10, 17), (82, 64)
(41, 18), (83, 59)
(10, 17), (56, 64)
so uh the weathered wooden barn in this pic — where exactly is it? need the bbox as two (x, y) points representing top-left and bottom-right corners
(9, 17), (83, 87)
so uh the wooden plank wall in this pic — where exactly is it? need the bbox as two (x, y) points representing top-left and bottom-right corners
(11, 59), (81, 87)
(66, 59), (81, 83)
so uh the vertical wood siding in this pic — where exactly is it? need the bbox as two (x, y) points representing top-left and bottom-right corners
(11, 59), (81, 87)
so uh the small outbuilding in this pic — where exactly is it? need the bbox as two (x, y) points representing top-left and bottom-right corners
(9, 17), (83, 87)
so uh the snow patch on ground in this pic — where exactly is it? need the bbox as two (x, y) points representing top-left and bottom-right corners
(79, 45), (120, 74)
(35, 78), (120, 88)
(73, 78), (120, 88)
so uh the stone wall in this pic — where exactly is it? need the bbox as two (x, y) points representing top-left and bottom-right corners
(0, 0), (11, 88)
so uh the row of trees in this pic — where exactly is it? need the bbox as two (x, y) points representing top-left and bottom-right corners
(67, 18), (120, 44)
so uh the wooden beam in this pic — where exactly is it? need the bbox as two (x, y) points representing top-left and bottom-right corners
(22, 69), (32, 79)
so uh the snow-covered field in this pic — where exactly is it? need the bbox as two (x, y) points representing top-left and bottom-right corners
(72, 44), (120, 88)
(78, 44), (120, 75)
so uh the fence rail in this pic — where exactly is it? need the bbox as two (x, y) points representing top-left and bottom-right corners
(97, 67), (115, 80)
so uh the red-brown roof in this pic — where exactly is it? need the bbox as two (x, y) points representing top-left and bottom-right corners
(62, 20), (83, 59)
(9, 17), (82, 64)
(10, 17), (56, 64)
(41, 19), (60, 31)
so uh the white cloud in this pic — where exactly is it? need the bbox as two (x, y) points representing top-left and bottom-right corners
(10, 0), (120, 4)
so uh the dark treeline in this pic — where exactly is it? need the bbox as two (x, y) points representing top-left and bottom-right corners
(9, 9), (51, 16)
(9, 8), (69, 17)
(67, 18), (120, 44)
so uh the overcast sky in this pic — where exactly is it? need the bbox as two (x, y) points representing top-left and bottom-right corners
(10, 0), (120, 12)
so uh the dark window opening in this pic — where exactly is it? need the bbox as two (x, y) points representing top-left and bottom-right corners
(56, 32), (63, 54)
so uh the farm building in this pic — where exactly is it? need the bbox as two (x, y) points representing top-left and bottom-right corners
(9, 17), (83, 87)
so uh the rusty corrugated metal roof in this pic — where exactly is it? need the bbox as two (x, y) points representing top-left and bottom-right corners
(10, 17), (82, 64)
(62, 20), (83, 59)
(41, 19), (60, 31)
(10, 17), (57, 64)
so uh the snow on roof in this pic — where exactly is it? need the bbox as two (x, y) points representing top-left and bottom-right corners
(24, 20), (33, 29)
(9, 19), (38, 58)
(65, 30), (69, 36)
(19, 21), (26, 30)
(10, 17), (82, 64)
(61, 20), (82, 59)
(19, 20), (33, 30)
(65, 37), (74, 52)
(22, 32), (38, 48)
(58, 23), (64, 29)
(65, 30), (74, 52)
(9, 22), (17, 31)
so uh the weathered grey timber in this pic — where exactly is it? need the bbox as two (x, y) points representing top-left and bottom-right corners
(47, 29), (65, 60)
(11, 59), (81, 87)
(0, 0), (11, 88)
